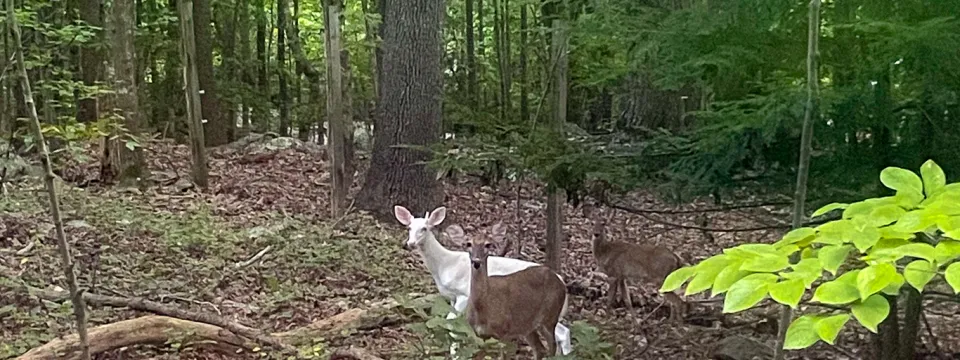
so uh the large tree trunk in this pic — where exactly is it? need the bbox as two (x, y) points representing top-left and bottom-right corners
(325, 0), (347, 216)
(107, 0), (146, 186)
(356, 0), (444, 219)
(193, 0), (230, 145)
(77, 0), (102, 123)
(179, 0), (210, 188)
(255, 0), (268, 131)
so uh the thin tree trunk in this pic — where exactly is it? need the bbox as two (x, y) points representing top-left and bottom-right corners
(477, 0), (484, 107)
(238, 0), (252, 136)
(255, 0), (268, 130)
(356, 0), (444, 219)
(179, 0), (210, 188)
(6, 0), (91, 358)
(360, 0), (378, 124)
(544, 18), (567, 271)
(325, 0), (347, 216)
(899, 287), (921, 359)
(518, 4), (527, 124)
(277, 0), (289, 136)
(77, 0), (102, 123)
(774, 0), (820, 358)
(193, 0), (229, 145)
(876, 294), (900, 360)
(109, 0), (146, 186)
(465, 0), (475, 106)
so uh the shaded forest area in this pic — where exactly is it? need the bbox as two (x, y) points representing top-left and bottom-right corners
(2, 0), (960, 358)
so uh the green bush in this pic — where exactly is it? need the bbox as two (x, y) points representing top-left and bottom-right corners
(661, 159), (960, 350)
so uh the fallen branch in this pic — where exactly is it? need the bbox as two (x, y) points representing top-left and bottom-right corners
(607, 200), (793, 215)
(9, 280), (441, 358)
(330, 347), (385, 360)
(235, 245), (274, 268)
(17, 315), (251, 360)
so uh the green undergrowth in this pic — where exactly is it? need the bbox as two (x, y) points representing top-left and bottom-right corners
(0, 184), (430, 358)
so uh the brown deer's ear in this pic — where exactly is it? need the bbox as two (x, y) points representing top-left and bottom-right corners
(443, 224), (466, 245)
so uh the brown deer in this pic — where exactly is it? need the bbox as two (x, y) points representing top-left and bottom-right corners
(461, 222), (568, 359)
(591, 212), (686, 322)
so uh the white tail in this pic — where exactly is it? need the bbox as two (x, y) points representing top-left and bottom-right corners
(590, 212), (686, 322)
(465, 222), (567, 359)
(393, 205), (573, 355)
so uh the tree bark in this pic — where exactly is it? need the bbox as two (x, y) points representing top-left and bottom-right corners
(325, 0), (347, 216)
(356, 0), (445, 219)
(774, 0), (820, 358)
(899, 287), (921, 360)
(276, 0), (290, 136)
(106, 0), (146, 186)
(518, 3), (528, 124)
(179, 0), (210, 188)
(193, 0), (230, 145)
(544, 18), (567, 271)
(6, 0), (92, 357)
(77, 0), (102, 123)
(255, 0), (268, 130)
(465, 0), (475, 105)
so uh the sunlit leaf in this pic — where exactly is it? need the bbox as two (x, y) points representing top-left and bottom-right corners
(851, 294), (890, 333)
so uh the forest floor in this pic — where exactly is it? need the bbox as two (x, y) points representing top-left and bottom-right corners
(1, 136), (958, 359)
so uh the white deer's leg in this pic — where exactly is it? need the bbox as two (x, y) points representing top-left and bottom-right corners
(554, 323), (572, 355)
(449, 296), (469, 357)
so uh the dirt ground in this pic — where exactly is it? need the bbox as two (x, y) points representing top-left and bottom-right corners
(1, 139), (957, 359)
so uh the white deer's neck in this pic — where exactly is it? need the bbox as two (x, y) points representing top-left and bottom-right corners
(419, 231), (459, 277)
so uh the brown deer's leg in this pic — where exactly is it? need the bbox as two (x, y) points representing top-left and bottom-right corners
(524, 332), (544, 360)
(541, 325), (557, 357)
(607, 276), (620, 308)
(621, 279), (633, 310)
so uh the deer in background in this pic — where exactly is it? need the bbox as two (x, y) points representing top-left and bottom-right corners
(393, 205), (573, 355)
(590, 209), (686, 322)
(462, 222), (567, 359)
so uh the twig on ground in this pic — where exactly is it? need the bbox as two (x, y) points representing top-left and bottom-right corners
(15, 241), (36, 255)
(236, 245), (274, 268)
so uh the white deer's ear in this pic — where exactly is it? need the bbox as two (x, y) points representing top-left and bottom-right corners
(443, 224), (465, 245)
(490, 221), (507, 241)
(394, 205), (413, 226)
(426, 206), (447, 227)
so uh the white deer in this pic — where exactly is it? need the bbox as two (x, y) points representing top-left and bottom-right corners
(394, 205), (573, 355)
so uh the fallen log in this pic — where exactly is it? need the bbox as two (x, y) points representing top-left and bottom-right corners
(17, 315), (251, 360)
(9, 279), (441, 359)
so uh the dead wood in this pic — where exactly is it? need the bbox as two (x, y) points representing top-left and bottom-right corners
(330, 347), (386, 360)
(17, 315), (251, 360)
(12, 281), (441, 358)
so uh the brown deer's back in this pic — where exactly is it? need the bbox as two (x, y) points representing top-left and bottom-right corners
(597, 241), (680, 284)
(467, 266), (566, 340)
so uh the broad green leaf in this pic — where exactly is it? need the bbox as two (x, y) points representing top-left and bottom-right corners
(880, 166), (923, 197)
(784, 258), (823, 288)
(946, 263), (960, 294)
(685, 256), (732, 296)
(722, 274), (777, 313)
(934, 240), (960, 264)
(892, 210), (942, 234)
(812, 203), (848, 218)
(812, 279), (859, 305)
(818, 245), (852, 275)
(724, 243), (781, 258)
(896, 243), (938, 262)
(816, 314), (851, 345)
(783, 315), (820, 350)
(879, 272), (904, 296)
(895, 190), (925, 209)
(740, 253), (790, 273)
(710, 263), (750, 296)
(815, 220), (855, 245)
(768, 279), (804, 308)
(660, 266), (696, 293)
(878, 227), (914, 241)
(775, 227), (816, 248)
(857, 263), (898, 300)
(903, 260), (936, 291)
(851, 294), (890, 333)
(938, 216), (960, 234)
(843, 197), (896, 220)
(850, 220), (881, 253)
(924, 200), (960, 217)
(865, 205), (906, 227)
(920, 160), (946, 197)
